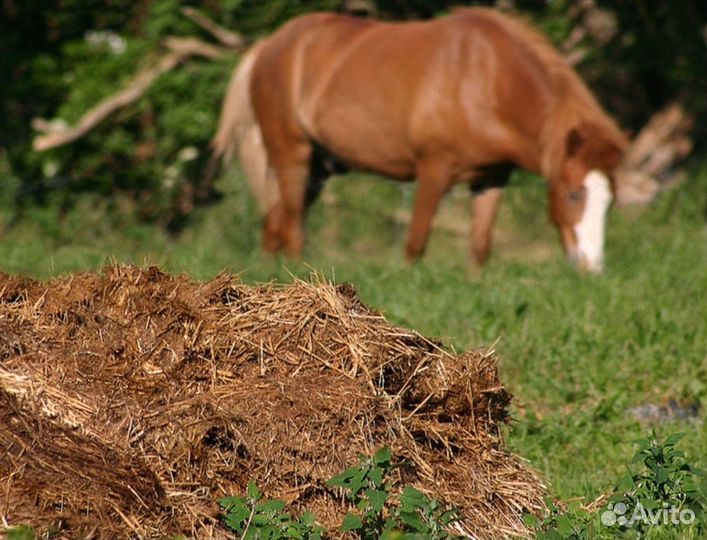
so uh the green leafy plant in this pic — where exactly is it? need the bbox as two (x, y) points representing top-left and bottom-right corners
(220, 480), (325, 540)
(626, 432), (705, 511)
(603, 431), (707, 537)
(523, 497), (594, 540)
(526, 431), (706, 540)
(220, 448), (462, 540)
(4, 525), (36, 540)
(390, 486), (462, 540)
(327, 446), (396, 539)
(327, 447), (461, 540)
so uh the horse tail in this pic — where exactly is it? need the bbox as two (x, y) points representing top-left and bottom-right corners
(211, 42), (278, 214)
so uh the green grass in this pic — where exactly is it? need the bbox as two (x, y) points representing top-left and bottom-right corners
(1, 163), (706, 521)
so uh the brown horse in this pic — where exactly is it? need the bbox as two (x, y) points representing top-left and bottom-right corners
(212, 8), (627, 272)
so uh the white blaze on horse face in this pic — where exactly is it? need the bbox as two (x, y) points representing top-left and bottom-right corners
(574, 170), (612, 272)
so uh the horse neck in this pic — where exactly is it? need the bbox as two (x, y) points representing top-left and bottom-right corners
(540, 73), (626, 184)
(493, 13), (629, 182)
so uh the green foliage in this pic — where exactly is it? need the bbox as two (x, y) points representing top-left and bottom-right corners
(600, 1), (707, 129)
(607, 431), (707, 537)
(25, 25), (235, 222)
(328, 447), (461, 539)
(391, 486), (462, 540)
(328, 446), (397, 539)
(526, 431), (707, 540)
(524, 498), (595, 540)
(225, 0), (342, 37)
(220, 480), (326, 540)
(4, 525), (36, 540)
(220, 448), (462, 540)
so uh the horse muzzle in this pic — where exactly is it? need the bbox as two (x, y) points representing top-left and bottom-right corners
(569, 248), (604, 274)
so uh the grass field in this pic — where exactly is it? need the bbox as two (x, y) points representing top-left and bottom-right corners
(1, 162), (706, 531)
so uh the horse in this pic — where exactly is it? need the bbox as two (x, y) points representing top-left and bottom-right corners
(212, 7), (628, 272)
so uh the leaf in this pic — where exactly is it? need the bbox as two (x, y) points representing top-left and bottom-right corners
(664, 432), (684, 447)
(439, 509), (461, 525)
(401, 486), (426, 502)
(341, 513), (363, 532)
(545, 529), (563, 540)
(311, 524), (326, 540)
(400, 486), (428, 513)
(398, 509), (423, 530)
(300, 510), (316, 526)
(251, 514), (270, 526)
(247, 480), (261, 501)
(327, 466), (359, 488)
(654, 466), (668, 485)
(348, 469), (368, 496)
(365, 488), (388, 513)
(220, 495), (247, 510)
(286, 525), (304, 539)
(554, 515), (575, 537)
(258, 499), (286, 514)
(224, 512), (247, 533)
(369, 467), (383, 487)
(6, 526), (36, 540)
(640, 498), (660, 510)
(523, 513), (540, 528)
(617, 473), (636, 493)
(374, 446), (392, 466)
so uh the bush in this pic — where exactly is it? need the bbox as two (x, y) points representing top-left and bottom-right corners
(526, 431), (707, 540)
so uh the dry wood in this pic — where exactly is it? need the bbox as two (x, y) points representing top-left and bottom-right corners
(622, 103), (693, 174)
(181, 6), (245, 49)
(615, 103), (694, 205)
(32, 37), (228, 152)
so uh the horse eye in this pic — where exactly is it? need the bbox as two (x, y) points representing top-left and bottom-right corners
(567, 190), (582, 203)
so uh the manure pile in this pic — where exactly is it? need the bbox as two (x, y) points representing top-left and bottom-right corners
(0, 266), (545, 539)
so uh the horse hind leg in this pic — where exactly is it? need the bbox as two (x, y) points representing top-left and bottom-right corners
(263, 142), (312, 257)
(471, 187), (503, 266)
(406, 160), (454, 261)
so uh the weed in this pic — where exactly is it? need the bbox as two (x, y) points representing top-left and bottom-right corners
(4, 525), (35, 540)
(220, 447), (462, 540)
(526, 431), (707, 540)
(219, 481), (325, 540)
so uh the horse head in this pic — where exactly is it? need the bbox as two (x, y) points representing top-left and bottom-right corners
(549, 122), (625, 273)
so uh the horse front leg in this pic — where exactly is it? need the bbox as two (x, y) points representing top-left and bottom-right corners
(405, 160), (453, 261)
(470, 186), (504, 266)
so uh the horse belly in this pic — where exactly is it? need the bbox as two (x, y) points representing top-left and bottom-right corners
(310, 110), (416, 179)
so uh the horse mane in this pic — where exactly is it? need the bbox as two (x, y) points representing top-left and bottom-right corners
(455, 8), (628, 182)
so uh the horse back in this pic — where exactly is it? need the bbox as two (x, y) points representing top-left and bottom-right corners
(249, 14), (377, 159)
(249, 9), (607, 181)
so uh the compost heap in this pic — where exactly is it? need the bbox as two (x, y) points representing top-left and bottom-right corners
(0, 265), (545, 539)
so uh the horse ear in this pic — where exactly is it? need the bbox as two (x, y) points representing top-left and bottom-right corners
(566, 127), (584, 157)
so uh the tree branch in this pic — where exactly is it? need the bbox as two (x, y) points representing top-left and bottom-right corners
(180, 6), (245, 49)
(32, 37), (228, 152)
